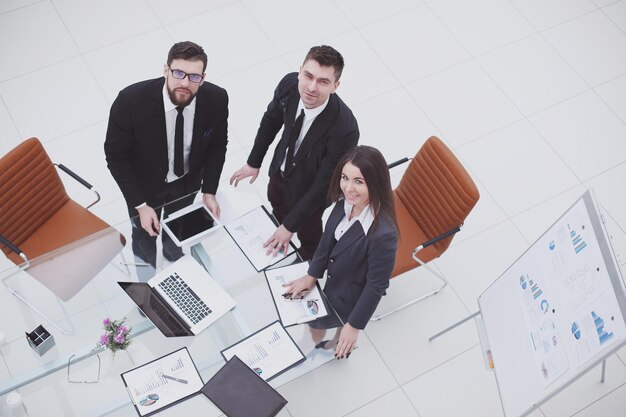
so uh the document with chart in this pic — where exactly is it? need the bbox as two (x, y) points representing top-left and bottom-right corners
(221, 321), (305, 381)
(264, 261), (329, 326)
(224, 205), (297, 271)
(121, 347), (203, 417)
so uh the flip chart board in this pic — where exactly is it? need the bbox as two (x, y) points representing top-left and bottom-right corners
(478, 190), (626, 417)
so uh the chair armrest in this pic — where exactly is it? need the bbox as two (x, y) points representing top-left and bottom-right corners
(0, 234), (30, 267)
(54, 163), (101, 209)
(387, 157), (410, 169)
(413, 225), (462, 255)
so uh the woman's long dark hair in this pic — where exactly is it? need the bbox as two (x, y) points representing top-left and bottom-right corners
(328, 145), (397, 234)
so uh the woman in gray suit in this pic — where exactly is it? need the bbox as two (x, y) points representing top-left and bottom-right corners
(283, 145), (398, 359)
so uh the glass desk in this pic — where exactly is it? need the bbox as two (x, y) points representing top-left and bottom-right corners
(0, 196), (338, 417)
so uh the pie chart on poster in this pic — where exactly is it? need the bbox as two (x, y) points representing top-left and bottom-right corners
(520, 275), (527, 290)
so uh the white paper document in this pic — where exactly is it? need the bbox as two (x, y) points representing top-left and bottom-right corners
(121, 347), (204, 417)
(264, 262), (329, 326)
(221, 321), (305, 381)
(224, 206), (296, 271)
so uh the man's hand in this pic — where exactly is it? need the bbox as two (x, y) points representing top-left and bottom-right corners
(202, 193), (220, 219)
(230, 164), (260, 187)
(263, 224), (294, 257)
(137, 205), (160, 236)
(281, 274), (316, 299)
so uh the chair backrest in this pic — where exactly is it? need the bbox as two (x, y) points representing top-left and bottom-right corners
(392, 136), (480, 277)
(0, 137), (69, 257)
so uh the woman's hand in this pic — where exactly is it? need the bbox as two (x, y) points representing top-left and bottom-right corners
(282, 274), (316, 299)
(336, 323), (359, 359)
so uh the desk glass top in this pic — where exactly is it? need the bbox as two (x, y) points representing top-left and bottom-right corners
(0, 194), (338, 416)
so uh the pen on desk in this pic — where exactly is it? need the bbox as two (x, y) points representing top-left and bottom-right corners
(162, 374), (188, 384)
(288, 298), (319, 303)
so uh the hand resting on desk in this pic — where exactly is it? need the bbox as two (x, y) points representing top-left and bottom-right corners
(282, 274), (316, 299)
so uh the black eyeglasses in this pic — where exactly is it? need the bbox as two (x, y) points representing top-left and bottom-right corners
(169, 68), (204, 83)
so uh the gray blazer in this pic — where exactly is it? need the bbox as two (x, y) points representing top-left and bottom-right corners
(308, 200), (397, 329)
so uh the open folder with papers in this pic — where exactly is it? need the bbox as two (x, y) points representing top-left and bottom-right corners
(118, 256), (235, 337)
(224, 205), (297, 271)
(264, 262), (329, 327)
(221, 321), (305, 381)
(121, 347), (204, 417)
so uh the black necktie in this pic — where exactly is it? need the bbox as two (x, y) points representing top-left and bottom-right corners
(285, 109), (305, 170)
(174, 106), (184, 177)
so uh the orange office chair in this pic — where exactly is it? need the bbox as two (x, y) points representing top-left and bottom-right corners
(371, 136), (480, 321)
(0, 137), (125, 334)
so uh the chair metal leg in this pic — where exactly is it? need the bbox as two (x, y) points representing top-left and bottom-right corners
(428, 311), (481, 341)
(370, 255), (449, 321)
(114, 250), (132, 276)
(4, 281), (73, 335)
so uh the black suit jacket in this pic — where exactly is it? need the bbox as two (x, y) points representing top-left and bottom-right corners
(308, 200), (398, 330)
(247, 73), (359, 232)
(105, 77), (228, 209)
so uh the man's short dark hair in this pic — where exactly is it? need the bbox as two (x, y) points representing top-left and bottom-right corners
(303, 45), (345, 81)
(167, 41), (208, 73)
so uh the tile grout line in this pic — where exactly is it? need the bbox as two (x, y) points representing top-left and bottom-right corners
(0, 0), (46, 16)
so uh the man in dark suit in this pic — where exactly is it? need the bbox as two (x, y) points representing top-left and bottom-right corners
(230, 45), (359, 261)
(105, 41), (228, 276)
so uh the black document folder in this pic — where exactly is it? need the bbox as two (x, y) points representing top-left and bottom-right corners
(201, 355), (288, 417)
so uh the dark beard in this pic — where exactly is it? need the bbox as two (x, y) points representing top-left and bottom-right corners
(167, 86), (195, 107)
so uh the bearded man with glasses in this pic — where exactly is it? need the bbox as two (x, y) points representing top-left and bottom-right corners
(105, 41), (228, 280)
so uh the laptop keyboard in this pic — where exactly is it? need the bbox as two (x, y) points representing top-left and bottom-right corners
(149, 296), (188, 335)
(157, 273), (212, 325)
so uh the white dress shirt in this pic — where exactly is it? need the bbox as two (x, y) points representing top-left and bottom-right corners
(334, 202), (375, 240)
(162, 85), (196, 182)
(281, 98), (329, 171)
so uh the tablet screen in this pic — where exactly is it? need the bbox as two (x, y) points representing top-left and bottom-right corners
(165, 207), (215, 242)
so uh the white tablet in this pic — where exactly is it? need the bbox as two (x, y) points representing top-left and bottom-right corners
(161, 202), (222, 247)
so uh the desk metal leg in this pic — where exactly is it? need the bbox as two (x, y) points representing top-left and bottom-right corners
(191, 244), (212, 273)
(601, 359), (607, 383)
(429, 311), (481, 342)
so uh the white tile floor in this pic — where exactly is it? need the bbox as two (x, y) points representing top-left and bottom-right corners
(1, 1), (626, 416)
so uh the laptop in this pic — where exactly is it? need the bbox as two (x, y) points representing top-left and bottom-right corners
(118, 256), (235, 337)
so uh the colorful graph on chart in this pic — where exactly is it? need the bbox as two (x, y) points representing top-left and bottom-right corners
(571, 322), (581, 340)
(592, 311), (614, 345)
(569, 226), (587, 254)
(521, 274), (545, 301)
(530, 278), (543, 300)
